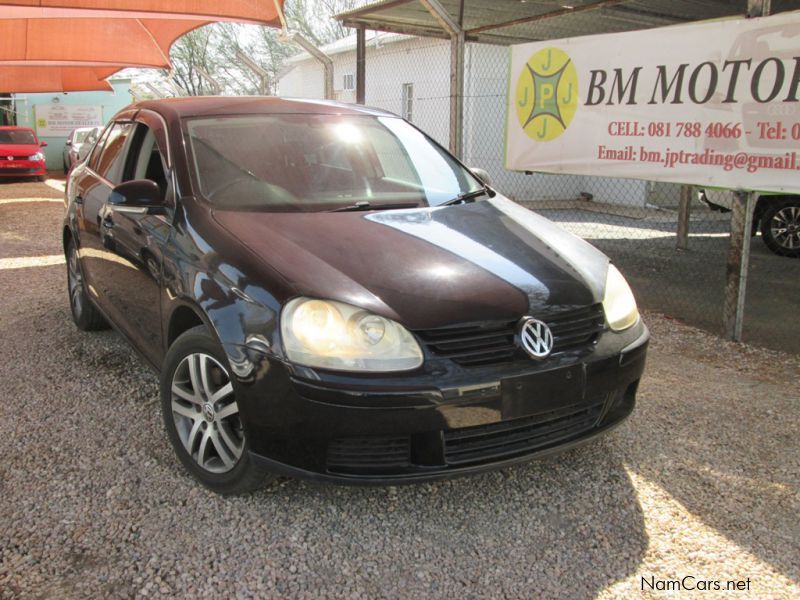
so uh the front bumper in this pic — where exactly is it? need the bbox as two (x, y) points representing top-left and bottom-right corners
(237, 322), (649, 484)
(0, 160), (45, 177)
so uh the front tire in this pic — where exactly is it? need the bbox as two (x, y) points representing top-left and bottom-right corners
(160, 326), (268, 494)
(66, 239), (108, 330)
(760, 201), (800, 258)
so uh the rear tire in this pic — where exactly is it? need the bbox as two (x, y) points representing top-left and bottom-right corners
(66, 238), (108, 330)
(760, 201), (800, 258)
(160, 326), (269, 495)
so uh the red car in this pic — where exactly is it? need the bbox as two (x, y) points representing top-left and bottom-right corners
(0, 126), (47, 180)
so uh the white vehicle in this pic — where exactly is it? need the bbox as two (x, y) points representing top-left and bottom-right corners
(698, 189), (800, 258)
(62, 127), (98, 173)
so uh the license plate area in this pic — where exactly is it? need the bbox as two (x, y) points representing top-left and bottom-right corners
(501, 364), (586, 420)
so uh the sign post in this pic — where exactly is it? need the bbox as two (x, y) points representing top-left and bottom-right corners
(724, 0), (771, 342)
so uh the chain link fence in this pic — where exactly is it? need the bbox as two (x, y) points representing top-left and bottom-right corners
(279, 9), (800, 355)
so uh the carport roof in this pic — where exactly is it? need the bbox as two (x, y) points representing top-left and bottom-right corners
(337, 0), (797, 45)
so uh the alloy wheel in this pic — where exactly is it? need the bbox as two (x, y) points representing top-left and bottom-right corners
(67, 245), (84, 316)
(170, 353), (244, 474)
(770, 205), (800, 251)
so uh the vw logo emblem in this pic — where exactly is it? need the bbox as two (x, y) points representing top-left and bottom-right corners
(519, 317), (554, 359)
(6, 156), (12, 161)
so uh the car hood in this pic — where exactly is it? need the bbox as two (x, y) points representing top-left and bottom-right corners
(212, 195), (609, 330)
(0, 143), (41, 157)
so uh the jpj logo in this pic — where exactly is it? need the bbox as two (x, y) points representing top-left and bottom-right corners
(515, 47), (578, 142)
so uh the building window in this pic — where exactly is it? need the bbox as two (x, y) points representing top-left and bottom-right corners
(342, 73), (355, 91)
(402, 83), (413, 121)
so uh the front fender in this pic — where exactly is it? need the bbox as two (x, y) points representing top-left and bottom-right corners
(163, 248), (285, 382)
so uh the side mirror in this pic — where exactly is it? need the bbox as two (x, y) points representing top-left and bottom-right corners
(109, 179), (165, 214)
(65, 140), (72, 146)
(40, 140), (48, 147)
(470, 167), (492, 187)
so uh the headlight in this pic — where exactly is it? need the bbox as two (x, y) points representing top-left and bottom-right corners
(281, 297), (423, 372)
(602, 264), (639, 331)
(28, 152), (45, 161)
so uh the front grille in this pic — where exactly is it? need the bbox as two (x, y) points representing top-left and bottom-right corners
(415, 304), (605, 366)
(443, 397), (606, 466)
(327, 435), (411, 474)
(0, 155), (30, 161)
(546, 304), (606, 352)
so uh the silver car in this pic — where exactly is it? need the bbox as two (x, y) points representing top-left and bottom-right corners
(62, 127), (97, 174)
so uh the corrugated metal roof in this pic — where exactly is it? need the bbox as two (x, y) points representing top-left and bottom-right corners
(285, 30), (412, 64)
(337, 0), (800, 45)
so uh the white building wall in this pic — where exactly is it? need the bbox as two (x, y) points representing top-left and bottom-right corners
(363, 38), (452, 148)
(278, 62), (324, 98)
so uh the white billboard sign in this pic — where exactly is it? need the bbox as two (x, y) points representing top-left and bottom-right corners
(505, 11), (800, 193)
(34, 104), (103, 137)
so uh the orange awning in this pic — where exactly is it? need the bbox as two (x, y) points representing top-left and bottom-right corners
(0, 65), (116, 92)
(0, 18), (214, 68)
(0, 0), (285, 91)
(0, 1), (283, 23)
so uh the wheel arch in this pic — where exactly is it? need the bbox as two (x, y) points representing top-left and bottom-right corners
(755, 194), (800, 221)
(166, 301), (213, 349)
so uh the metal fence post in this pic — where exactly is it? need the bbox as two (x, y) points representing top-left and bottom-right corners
(721, 0), (771, 341)
(419, 0), (464, 159)
(676, 185), (692, 250)
(356, 26), (366, 104)
(723, 190), (756, 341)
(449, 31), (465, 159)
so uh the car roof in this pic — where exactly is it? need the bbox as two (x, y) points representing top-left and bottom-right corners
(128, 96), (397, 123)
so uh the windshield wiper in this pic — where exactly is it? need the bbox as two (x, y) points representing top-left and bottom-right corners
(329, 201), (419, 212)
(440, 187), (494, 206)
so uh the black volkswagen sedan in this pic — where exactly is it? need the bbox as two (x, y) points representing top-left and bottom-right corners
(63, 97), (648, 493)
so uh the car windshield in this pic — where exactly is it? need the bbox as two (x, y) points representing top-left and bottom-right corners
(0, 129), (36, 145)
(185, 114), (483, 212)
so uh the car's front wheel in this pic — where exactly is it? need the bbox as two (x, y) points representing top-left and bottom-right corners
(160, 326), (268, 494)
(761, 201), (800, 258)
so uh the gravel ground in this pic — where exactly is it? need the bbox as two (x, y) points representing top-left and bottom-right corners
(1, 178), (798, 598)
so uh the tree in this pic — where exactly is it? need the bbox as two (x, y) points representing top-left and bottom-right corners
(170, 26), (216, 96)
(167, 0), (366, 96)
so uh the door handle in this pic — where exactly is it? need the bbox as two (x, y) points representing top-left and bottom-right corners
(101, 213), (114, 229)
